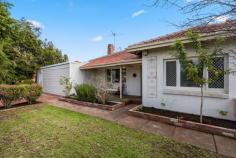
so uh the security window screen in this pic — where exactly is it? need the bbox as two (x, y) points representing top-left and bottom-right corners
(166, 61), (177, 86)
(208, 57), (224, 89)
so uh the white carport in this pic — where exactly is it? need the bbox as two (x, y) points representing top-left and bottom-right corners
(37, 61), (84, 96)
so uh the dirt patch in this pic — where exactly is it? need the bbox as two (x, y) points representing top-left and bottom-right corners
(138, 107), (236, 130)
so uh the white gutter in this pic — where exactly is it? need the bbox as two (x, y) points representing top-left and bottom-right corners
(80, 59), (142, 70)
(40, 62), (70, 69)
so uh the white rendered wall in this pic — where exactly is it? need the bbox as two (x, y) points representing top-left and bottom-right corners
(142, 39), (236, 121)
(69, 62), (85, 94)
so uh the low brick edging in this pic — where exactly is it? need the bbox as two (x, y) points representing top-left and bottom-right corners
(128, 105), (236, 139)
(58, 97), (126, 111)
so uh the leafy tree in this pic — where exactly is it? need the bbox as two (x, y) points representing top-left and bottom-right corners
(0, 1), (68, 84)
(39, 40), (68, 66)
(0, 2), (14, 41)
(0, 43), (15, 84)
(150, 0), (236, 32)
(173, 30), (225, 123)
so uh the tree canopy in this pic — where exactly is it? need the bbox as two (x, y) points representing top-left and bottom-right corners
(151, 0), (236, 32)
(0, 2), (68, 84)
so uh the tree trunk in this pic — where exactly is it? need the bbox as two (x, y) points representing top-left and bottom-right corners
(200, 85), (204, 123)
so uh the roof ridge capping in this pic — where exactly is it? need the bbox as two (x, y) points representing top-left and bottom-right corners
(127, 20), (236, 51)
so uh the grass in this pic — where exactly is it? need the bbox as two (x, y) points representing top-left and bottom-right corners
(0, 104), (221, 158)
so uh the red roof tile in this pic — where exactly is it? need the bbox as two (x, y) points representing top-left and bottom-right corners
(80, 51), (140, 69)
(128, 20), (236, 48)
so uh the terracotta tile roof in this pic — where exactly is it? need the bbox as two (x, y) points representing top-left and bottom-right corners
(128, 20), (236, 48)
(80, 51), (140, 69)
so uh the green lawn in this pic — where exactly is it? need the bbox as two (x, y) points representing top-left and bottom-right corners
(0, 104), (220, 158)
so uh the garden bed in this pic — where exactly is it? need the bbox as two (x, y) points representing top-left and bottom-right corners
(59, 97), (126, 111)
(0, 100), (42, 110)
(128, 105), (236, 139)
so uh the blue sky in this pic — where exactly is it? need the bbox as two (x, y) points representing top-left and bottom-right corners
(9, 0), (189, 61)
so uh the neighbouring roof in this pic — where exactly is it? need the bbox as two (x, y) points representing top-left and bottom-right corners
(127, 20), (236, 52)
(80, 51), (141, 69)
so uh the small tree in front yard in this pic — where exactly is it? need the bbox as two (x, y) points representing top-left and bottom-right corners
(93, 75), (112, 105)
(173, 30), (226, 123)
(60, 76), (73, 97)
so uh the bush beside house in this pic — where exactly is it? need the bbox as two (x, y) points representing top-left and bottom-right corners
(0, 84), (42, 108)
(74, 84), (97, 103)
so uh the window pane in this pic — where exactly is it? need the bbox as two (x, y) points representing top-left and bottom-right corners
(209, 57), (224, 89)
(106, 69), (111, 82)
(166, 61), (176, 86)
(181, 58), (199, 87)
(112, 69), (120, 83)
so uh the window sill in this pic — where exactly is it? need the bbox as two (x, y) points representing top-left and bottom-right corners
(163, 89), (229, 99)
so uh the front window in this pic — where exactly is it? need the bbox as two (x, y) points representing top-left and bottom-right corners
(180, 58), (200, 87)
(166, 61), (176, 86)
(111, 69), (120, 83)
(106, 68), (120, 83)
(106, 69), (111, 82)
(165, 56), (226, 90)
(208, 57), (224, 89)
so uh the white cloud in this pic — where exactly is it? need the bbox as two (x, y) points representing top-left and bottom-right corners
(92, 36), (103, 42)
(214, 16), (229, 23)
(27, 20), (45, 29)
(186, 0), (193, 3)
(132, 10), (147, 18)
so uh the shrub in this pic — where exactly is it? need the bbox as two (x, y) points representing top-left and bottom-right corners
(59, 76), (73, 97)
(16, 79), (34, 85)
(0, 85), (23, 108)
(74, 84), (96, 103)
(22, 84), (42, 104)
(96, 88), (110, 104)
(0, 84), (42, 108)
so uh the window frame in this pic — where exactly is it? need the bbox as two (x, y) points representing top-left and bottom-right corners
(163, 55), (228, 94)
(106, 68), (120, 84)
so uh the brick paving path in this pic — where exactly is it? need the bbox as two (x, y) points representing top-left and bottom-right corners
(39, 94), (236, 158)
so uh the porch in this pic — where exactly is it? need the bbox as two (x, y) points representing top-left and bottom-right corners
(80, 54), (142, 100)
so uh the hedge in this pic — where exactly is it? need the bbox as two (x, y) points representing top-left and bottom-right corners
(0, 84), (42, 108)
(22, 84), (42, 104)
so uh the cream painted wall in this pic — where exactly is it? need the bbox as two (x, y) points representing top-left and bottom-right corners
(142, 38), (236, 121)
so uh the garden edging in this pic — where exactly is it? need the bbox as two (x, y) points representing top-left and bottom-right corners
(128, 105), (236, 139)
(59, 97), (126, 111)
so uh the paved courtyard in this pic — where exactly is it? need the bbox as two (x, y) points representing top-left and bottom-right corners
(39, 94), (236, 158)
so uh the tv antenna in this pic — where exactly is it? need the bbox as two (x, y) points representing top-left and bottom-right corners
(111, 31), (122, 50)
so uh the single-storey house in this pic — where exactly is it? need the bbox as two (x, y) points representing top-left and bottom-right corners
(37, 21), (236, 121)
